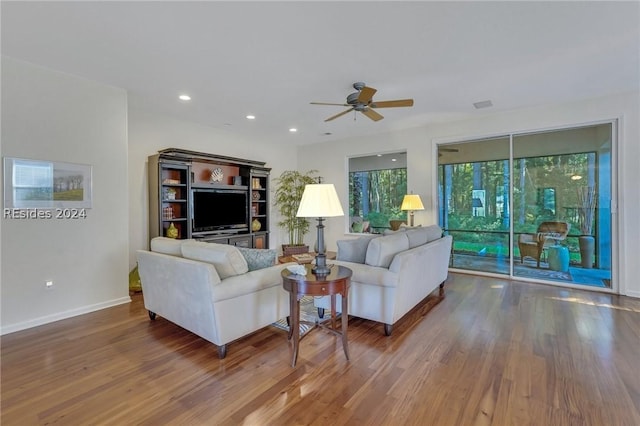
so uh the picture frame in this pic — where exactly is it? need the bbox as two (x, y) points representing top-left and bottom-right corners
(3, 157), (93, 209)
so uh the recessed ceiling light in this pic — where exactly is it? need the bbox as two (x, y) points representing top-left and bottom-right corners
(473, 100), (493, 109)
(377, 154), (382, 157)
(289, 128), (298, 133)
(178, 94), (191, 101)
(391, 158), (397, 162)
(246, 115), (255, 120)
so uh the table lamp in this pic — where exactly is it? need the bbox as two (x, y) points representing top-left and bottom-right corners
(400, 193), (424, 227)
(296, 183), (344, 274)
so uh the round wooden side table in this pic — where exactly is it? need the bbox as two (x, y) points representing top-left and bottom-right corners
(281, 264), (352, 367)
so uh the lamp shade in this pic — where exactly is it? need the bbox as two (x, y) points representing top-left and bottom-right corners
(400, 194), (425, 211)
(296, 184), (344, 218)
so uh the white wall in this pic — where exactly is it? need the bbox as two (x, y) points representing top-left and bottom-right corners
(127, 109), (297, 269)
(1, 57), (130, 333)
(297, 91), (640, 298)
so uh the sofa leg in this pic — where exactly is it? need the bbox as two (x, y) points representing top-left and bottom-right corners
(218, 344), (227, 359)
(317, 307), (325, 319)
(439, 282), (445, 289)
(384, 324), (393, 336)
(148, 310), (156, 320)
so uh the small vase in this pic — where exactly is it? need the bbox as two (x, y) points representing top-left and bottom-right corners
(166, 223), (179, 239)
(252, 218), (262, 231)
(579, 235), (595, 269)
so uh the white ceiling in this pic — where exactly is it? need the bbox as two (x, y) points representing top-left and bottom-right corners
(2, 1), (638, 146)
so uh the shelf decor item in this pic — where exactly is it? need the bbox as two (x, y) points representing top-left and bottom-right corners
(210, 167), (224, 183)
(162, 206), (174, 220)
(164, 187), (177, 200)
(166, 223), (179, 239)
(252, 218), (262, 231)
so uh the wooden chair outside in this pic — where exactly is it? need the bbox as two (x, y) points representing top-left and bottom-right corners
(518, 221), (571, 268)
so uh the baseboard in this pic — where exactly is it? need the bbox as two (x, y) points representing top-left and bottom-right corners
(625, 289), (640, 299)
(1, 296), (132, 335)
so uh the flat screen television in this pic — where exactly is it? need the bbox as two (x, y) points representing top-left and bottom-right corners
(192, 188), (248, 233)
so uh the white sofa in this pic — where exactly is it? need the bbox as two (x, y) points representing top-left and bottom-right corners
(314, 225), (452, 335)
(136, 237), (295, 358)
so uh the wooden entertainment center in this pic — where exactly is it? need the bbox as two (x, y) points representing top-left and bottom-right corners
(148, 148), (270, 248)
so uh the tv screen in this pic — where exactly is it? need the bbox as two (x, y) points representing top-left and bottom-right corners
(192, 189), (248, 232)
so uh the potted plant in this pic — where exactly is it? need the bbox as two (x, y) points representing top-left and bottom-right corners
(577, 186), (596, 269)
(273, 170), (319, 256)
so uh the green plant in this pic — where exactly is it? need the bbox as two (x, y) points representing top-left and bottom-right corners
(273, 170), (319, 245)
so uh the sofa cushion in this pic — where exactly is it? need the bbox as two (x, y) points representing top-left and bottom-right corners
(424, 224), (444, 242)
(236, 247), (277, 271)
(181, 241), (248, 279)
(150, 237), (186, 256)
(337, 235), (377, 264)
(365, 232), (410, 268)
(405, 227), (429, 248)
(383, 228), (406, 236)
(405, 225), (443, 248)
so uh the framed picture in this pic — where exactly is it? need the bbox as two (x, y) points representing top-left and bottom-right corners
(3, 157), (93, 209)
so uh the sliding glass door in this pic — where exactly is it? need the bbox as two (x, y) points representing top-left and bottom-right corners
(438, 137), (511, 275)
(438, 123), (614, 290)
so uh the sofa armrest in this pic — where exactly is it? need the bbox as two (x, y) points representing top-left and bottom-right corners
(136, 250), (223, 343)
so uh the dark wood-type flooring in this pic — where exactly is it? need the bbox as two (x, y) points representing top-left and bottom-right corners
(2, 273), (640, 425)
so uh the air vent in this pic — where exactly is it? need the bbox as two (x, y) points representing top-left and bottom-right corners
(473, 100), (493, 109)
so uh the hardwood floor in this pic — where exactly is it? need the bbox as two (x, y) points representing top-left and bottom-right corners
(2, 273), (640, 425)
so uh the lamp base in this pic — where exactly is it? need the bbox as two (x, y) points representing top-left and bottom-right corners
(312, 264), (331, 275)
(312, 252), (331, 275)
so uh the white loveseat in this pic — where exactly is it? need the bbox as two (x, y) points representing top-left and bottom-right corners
(136, 237), (295, 358)
(314, 225), (452, 335)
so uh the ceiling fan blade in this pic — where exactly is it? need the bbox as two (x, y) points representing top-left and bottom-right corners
(311, 102), (350, 107)
(370, 99), (414, 108)
(357, 86), (377, 104)
(362, 108), (384, 121)
(325, 108), (354, 122)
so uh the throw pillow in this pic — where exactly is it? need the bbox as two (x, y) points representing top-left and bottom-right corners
(337, 235), (376, 263)
(181, 241), (248, 279)
(236, 247), (277, 271)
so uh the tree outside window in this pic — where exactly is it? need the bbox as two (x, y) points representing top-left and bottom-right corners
(348, 152), (407, 232)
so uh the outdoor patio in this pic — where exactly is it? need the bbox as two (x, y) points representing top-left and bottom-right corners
(451, 252), (611, 289)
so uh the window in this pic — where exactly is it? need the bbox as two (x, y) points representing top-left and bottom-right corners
(437, 123), (613, 290)
(348, 152), (407, 233)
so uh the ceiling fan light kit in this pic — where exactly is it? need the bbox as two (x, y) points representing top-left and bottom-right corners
(311, 82), (414, 122)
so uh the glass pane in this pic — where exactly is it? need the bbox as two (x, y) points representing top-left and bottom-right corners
(438, 137), (511, 275)
(512, 124), (612, 288)
(348, 152), (407, 234)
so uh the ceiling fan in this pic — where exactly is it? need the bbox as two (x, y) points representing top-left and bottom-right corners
(310, 82), (414, 122)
